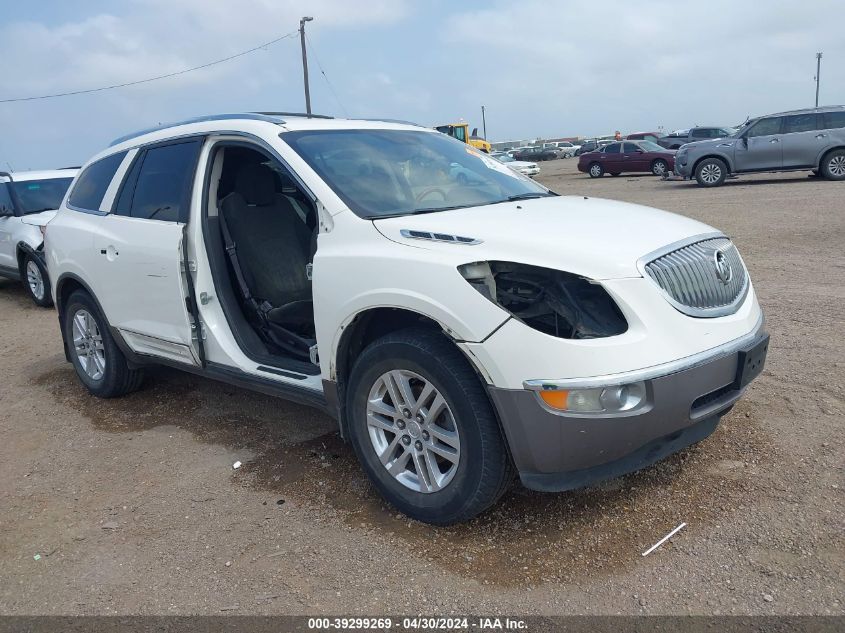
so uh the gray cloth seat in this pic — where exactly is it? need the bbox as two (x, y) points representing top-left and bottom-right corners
(219, 163), (313, 332)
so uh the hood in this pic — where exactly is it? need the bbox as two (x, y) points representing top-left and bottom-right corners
(373, 196), (716, 280)
(508, 160), (536, 168)
(21, 210), (58, 227)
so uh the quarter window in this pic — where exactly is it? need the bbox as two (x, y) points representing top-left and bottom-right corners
(116, 140), (201, 222)
(746, 117), (783, 138)
(68, 152), (128, 211)
(822, 111), (845, 130)
(783, 114), (819, 134)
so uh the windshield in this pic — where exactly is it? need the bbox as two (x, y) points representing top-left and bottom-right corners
(639, 140), (665, 152)
(283, 129), (552, 218)
(11, 178), (74, 214)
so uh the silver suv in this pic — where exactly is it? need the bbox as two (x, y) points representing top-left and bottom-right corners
(674, 106), (845, 187)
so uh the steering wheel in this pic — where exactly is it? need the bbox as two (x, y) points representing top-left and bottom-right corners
(415, 188), (447, 203)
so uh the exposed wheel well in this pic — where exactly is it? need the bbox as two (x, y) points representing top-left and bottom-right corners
(692, 154), (731, 175)
(333, 308), (458, 438)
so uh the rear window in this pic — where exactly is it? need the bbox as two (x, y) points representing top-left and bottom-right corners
(11, 178), (74, 214)
(822, 111), (845, 130)
(68, 152), (127, 211)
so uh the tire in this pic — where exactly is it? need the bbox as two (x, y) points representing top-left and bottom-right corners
(63, 290), (144, 398)
(588, 162), (604, 178)
(345, 328), (513, 525)
(820, 149), (845, 181)
(651, 159), (669, 177)
(21, 253), (52, 307)
(695, 157), (728, 187)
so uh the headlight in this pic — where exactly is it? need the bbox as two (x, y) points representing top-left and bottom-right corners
(458, 261), (627, 339)
(537, 382), (646, 413)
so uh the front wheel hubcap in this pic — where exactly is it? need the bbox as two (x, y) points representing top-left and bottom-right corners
(590, 165), (601, 176)
(71, 309), (106, 381)
(829, 155), (845, 176)
(26, 261), (44, 300)
(654, 162), (666, 175)
(701, 164), (721, 183)
(366, 369), (460, 494)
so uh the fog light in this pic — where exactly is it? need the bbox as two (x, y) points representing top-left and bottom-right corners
(537, 381), (646, 414)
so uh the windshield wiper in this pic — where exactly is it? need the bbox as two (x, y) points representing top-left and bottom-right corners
(373, 205), (474, 219)
(23, 207), (55, 214)
(506, 192), (554, 202)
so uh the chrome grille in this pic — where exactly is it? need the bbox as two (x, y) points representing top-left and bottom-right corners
(642, 236), (748, 317)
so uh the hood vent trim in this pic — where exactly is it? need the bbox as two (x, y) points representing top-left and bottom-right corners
(400, 229), (483, 245)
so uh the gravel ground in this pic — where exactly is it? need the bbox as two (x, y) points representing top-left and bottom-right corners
(0, 161), (842, 615)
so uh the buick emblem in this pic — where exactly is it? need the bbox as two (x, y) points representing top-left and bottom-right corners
(714, 249), (732, 284)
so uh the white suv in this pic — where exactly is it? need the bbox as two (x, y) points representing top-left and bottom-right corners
(1, 169), (78, 306)
(46, 113), (768, 525)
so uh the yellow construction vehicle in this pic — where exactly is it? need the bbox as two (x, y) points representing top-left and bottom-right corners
(434, 122), (492, 153)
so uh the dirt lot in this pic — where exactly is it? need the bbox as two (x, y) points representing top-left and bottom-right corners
(1, 161), (843, 616)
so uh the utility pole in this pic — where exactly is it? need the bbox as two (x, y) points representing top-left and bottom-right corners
(815, 52), (822, 107)
(481, 105), (487, 139)
(300, 16), (314, 115)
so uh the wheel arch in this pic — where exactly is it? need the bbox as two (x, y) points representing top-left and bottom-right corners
(55, 273), (110, 363)
(692, 153), (733, 175)
(15, 240), (42, 271)
(817, 145), (845, 170)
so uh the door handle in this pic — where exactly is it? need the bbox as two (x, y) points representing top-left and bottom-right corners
(816, 134), (828, 139)
(769, 138), (780, 143)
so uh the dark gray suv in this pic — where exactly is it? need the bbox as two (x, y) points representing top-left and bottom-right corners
(673, 106), (845, 187)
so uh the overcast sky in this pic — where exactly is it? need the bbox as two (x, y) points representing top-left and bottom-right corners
(1, 0), (842, 169)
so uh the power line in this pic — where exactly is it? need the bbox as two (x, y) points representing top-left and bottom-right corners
(0, 30), (300, 104)
(305, 33), (349, 117)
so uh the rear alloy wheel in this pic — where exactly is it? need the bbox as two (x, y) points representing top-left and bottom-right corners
(651, 159), (669, 176)
(588, 163), (604, 178)
(695, 157), (728, 187)
(22, 253), (52, 307)
(821, 149), (845, 181)
(346, 328), (513, 525)
(63, 290), (144, 398)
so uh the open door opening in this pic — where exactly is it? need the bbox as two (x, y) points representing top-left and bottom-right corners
(203, 142), (319, 375)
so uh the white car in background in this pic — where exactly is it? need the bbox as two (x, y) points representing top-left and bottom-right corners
(0, 168), (78, 306)
(553, 141), (581, 158)
(45, 113), (767, 525)
(491, 152), (540, 177)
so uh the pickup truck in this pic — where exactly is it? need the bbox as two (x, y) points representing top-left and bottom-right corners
(657, 127), (735, 150)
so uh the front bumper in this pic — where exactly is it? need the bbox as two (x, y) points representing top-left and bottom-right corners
(488, 327), (768, 492)
(674, 154), (692, 177)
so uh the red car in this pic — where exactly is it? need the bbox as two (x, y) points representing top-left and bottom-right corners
(577, 140), (676, 178)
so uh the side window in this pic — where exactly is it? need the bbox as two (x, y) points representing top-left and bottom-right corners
(746, 117), (783, 138)
(691, 129), (707, 138)
(0, 183), (15, 215)
(68, 152), (128, 211)
(623, 142), (639, 153)
(783, 114), (818, 134)
(116, 140), (201, 222)
(822, 111), (845, 130)
(604, 143), (621, 154)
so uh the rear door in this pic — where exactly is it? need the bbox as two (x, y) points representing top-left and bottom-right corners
(781, 113), (825, 168)
(621, 142), (647, 171)
(735, 116), (784, 171)
(601, 143), (623, 171)
(94, 138), (204, 365)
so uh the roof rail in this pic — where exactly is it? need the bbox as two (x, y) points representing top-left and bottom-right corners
(253, 111), (334, 119)
(360, 118), (424, 127)
(108, 112), (288, 147)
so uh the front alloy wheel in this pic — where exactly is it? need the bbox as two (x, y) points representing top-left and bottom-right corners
(22, 253), (52, 307)
(366, 369), (460, 493)
(695, 157), (728, 187)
